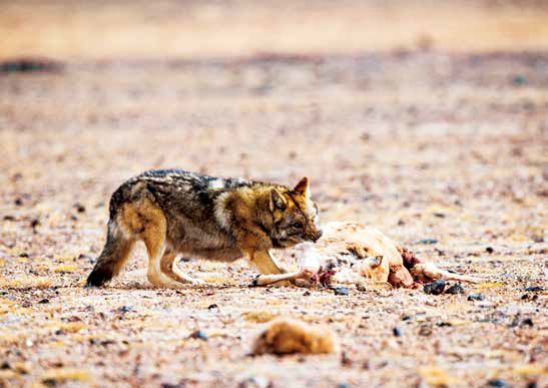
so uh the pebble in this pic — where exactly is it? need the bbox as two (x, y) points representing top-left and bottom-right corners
(332, 287), (349, 296)
(418, 324), (433, 336)
(238, 376), (269, 388)
(207, 304), (219, 310)
(340, 351), (353, 366)
(392, 327), (402, 337)
(524, 286), (543, 292)
(487, 378), (509, 387)
(416, 238), (438, 245)
(467, 294), (485, 301)
(117, 305), (133, 313)
(485, 246), (494, 254)
(520, 318), (534, 327)
(512, 74), (527, 86)
(190, 330), (208, 341)
(445, 283), (464, 295)
(423, 280), (446, 295)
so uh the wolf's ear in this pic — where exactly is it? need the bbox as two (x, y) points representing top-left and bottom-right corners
(293, 177), (310, 198)
(270, 189), (287, 212)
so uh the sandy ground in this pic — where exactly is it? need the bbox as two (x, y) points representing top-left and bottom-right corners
(1, 1), (547, 387)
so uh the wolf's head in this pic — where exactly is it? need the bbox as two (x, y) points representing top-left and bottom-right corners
(269, 177), (322, 248)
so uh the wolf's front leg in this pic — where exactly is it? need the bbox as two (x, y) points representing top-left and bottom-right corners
(247, 250), (299, 287)
(248, 250), (286, 275)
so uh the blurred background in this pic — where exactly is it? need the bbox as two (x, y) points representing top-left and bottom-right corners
(1, 0), (546, 248)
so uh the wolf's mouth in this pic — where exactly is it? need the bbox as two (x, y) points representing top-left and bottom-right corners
(272, 236), (301, 248)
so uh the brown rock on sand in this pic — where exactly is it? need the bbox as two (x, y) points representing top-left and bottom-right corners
(252, 319), (338, 355)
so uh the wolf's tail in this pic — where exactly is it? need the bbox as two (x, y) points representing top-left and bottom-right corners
(86, 221), (134, 287)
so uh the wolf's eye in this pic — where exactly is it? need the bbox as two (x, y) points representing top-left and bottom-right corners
(291, 221), (304, 229)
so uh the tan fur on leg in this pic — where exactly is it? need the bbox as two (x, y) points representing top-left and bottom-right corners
(246, 250), (294, 286)
(160, 251), (205, 285)
(248, 250), (285, 275)
(124, 199), (182, 288)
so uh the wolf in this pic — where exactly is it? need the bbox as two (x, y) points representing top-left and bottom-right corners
(86, 169), (322, 287)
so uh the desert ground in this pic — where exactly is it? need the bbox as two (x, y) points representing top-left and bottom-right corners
(0, 1), (547, 387)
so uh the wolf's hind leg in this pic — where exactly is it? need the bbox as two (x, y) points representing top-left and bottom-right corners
(86, 222), (135, 287)
(131, 201), (183, 288)
(160, 251), (205, 285)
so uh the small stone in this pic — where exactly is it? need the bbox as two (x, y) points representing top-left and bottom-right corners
(238, 376), (269, 388)
(190, 330), (208, 341)
(303, 291), (311, 296)
(117, 305), (132, 313)
(38, 298), (49, 304)
(418, 324), (432, 336)
(392, 327), (402, 337)
(468, 294), (485, 301)
(512, 74), (527, 86)
(436, 322), (452, 327)
(445, 283), (464, 295)
(416, 238), (438, 245)
(423, 280), (446, 295)
(485, 246), (494, 254)
(487, 378), (509, 387)
(520, 318), (534, 327)
(0, 361), (11, 370)
(340, 351), (353, 366)
(401, 315), (412, 321)
(207, 304), (218, 310)
(75, 203), (86, 213)
(524, 286), (543, 292)
(332, 287), (349, 296)
(14, 198), (23, 206)
(30, 219), (40, 229)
